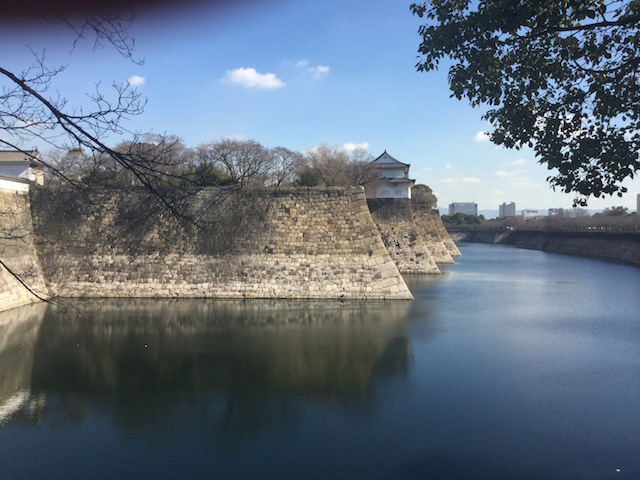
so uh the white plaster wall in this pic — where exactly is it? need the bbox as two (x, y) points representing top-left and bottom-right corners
(0, 178), (29, 193)
(375, 185), (411, 199)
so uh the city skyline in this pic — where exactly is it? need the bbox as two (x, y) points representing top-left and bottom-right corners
(3, 0), (639, 211)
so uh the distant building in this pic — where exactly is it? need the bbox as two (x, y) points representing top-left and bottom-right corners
(367, 151), (415, 199)
(637, 194), (639, 213)
(499, 202), (516, 218)
(522, 209), (539, 220)
(548, 208), (560, 216)
(0, 150), (44, 191)
(449, 202), (478, 216)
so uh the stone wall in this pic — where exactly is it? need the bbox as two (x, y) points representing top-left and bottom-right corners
(432, 212), (462, 257)
(410, 205), (456, 264)
(459, 229), (640, 267)
(506, 230), (640, 266)
(367, 199), (440, 274)
(30, 186), (413, 300)
(0, 190), (48, 312)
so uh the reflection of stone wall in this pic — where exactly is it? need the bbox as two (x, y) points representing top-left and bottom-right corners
(0, 303), (46, 424)
(367, 199), (440, 274)
(31, 187), (412, 300)
(29, 299), (411, 428)
(0, 191), (48, 312)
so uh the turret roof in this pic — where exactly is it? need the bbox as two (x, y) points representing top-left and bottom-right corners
(0, 150), (42, 167)
(371, 150), (410, 168)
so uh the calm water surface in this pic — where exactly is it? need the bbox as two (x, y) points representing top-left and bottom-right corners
(1, 244), (639, 479)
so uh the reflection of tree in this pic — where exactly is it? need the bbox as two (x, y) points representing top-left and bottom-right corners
(27, 299), (412, 438)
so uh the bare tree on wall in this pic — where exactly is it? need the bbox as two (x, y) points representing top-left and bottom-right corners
(0, 7), (223, 302)
(268, 146), (302, 187)
(195, 139), (274, 188)
(0, 8), (207, 220)
(344, 149), (378, 189)
(294, 145), (378, 188)
(0, 11), (134, 299)
(2, 11), (137, 164)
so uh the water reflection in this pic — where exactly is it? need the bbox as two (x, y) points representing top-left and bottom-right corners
(0, 303), (47, 426)
(2, 247), (640, 480)
(6, 299), (412, 438)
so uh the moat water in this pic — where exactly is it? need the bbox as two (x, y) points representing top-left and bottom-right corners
(1, 243), (639, 479)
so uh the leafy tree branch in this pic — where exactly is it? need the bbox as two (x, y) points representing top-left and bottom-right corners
(412, 0), (640, 205)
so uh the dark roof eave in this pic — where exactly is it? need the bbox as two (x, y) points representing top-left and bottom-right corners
(0, 174), (31, 184)
(387, 178), (415, 184)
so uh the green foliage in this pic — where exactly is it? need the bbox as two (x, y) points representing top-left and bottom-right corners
(598, 205), (629, 215)
(441, 212), (485, 225)
(530, 209), (639, 231)
(412, 0), (640, 206)
(411, 184), (438, 208)
(185, 163), (232, 187)
(475, 208), (639, 231)
(488, 215), (525, 228)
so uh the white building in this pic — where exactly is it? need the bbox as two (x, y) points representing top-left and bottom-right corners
(522, 209), (539, 220)
(0, 174), (31, 193)
(367, 151), (415, 199)
(0, 150), (44, 191)
(499, 202), (516, 217)
(449, 202), (478, 216)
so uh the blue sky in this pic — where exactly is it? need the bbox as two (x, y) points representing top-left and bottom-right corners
(4, 0), (640, 212)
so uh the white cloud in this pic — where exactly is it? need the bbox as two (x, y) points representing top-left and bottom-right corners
(474, 131), (490, 142)
(510, 179), (542, 189)
(225, 67), (285, 89)
(343, 142), (369, 152)
(308, 65), (330, 77)
(440, 178), (457, 185)
(127, 75), (146, 87)
(13, 118), (38, 128)
(296, 60), (330, 78)
(445, 163), (453, 170)
(493, 167), (541, 188)
(508, 158), (527, 166)
(439, 177), (483, 185)
(12, 117), (48, 132)
(462, 177), (483, 184)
